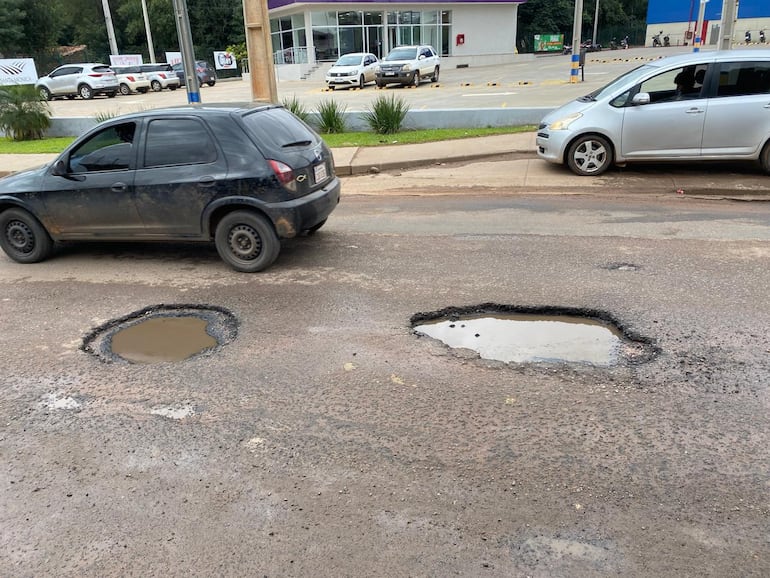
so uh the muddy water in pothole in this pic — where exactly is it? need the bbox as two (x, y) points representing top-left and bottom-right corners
(110, 316), (217, 363)
(414, 314), (625, 366)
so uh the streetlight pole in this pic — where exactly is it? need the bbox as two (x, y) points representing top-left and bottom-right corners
(141, 0), (156, 63)
(101, 0), (119, 56)
(592, 0), (600, 47)
(171, 0), (201, 103)
(719, 0), (737, 50)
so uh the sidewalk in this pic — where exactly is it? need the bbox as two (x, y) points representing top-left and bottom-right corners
(2, 132), (769, 198)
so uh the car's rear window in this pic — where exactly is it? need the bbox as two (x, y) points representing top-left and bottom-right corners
(93, 66), (113, 73)
(240, 107), (318, 151)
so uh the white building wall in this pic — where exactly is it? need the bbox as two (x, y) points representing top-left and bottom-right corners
(444, 5), (528, 67)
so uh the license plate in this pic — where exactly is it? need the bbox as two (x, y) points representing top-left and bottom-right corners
(314, 163), (327, 183)
(385, 72), (395, 76)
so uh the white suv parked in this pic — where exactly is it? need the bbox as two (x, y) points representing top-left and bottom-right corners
(375, 45), (440, 88)
(36, 63), (119, 100)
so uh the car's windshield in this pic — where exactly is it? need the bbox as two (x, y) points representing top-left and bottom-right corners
(579, 64), (654, 101)
(335, 55), (362, 66)
(385, 48), (417, 61)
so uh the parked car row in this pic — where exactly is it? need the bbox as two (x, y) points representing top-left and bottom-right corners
(35, 61), (217, 100)
(325, 45), (440, 90)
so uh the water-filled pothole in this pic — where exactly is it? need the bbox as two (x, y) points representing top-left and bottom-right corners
(412, 305), (657, 367)
(82, 305), (238, 364)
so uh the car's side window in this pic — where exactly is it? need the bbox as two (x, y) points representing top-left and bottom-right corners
(52, 67), (79, 78)
(68, 122), (136, 173)
(715, 61), (770, 97)
(143, 118), (217, 168)
(636, 65), (708, 104)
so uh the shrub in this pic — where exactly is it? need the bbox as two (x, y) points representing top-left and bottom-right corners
(281, 95), (310, 123)
(0, 85), (51, 141)
(361, 94), (410, 134)
(315, 99), (346, 134)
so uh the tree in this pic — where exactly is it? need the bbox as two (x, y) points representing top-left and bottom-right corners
(0, 0), (25, 56)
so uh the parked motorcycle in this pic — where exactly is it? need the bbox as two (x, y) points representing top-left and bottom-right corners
(761, 30), (766, 43)
(652, 31), (663, 47)
(620, 36), (629, 49)
(663, 34), (671, 47)
(745, 30), (752, 44)
(610, 37), (618, 50)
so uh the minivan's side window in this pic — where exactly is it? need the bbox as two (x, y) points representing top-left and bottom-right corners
(143, 118), (217, 167)
(68, 122), (136, 173)
(716, 61), (770, 97)
(636, 64), (708, 103)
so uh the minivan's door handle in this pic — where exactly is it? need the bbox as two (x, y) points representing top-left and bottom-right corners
(198, 176), (216, 187)
(111, 182), (127, 192)
(685, 108), (705, 114)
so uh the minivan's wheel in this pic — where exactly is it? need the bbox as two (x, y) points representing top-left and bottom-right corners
(78, 84), (93, 99)
(0, 208), (54, 264)
(38, 87), (51, 101)
(761, 141), (770, 175)
(566, 134), (613, 176)
(207, 80), (216, 87)
(214, 211), (280, 273)
(431, 66), (440, 83)
(119, 83), (131, 95)
(358, 75), (365, 89)
(412, 72), (420, 87)
(151, 80), (162, 92)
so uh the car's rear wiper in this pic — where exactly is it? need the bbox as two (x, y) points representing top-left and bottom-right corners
(282, 140), (313, 148)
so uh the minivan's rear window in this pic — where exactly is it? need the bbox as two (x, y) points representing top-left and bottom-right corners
(240, 107), (318, 151)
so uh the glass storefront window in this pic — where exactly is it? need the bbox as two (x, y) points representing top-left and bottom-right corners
(338, 11), (362, 26)
(291, 14), (305, 29)
(364, 12), (382, 26)
(311, 11), (337, 27)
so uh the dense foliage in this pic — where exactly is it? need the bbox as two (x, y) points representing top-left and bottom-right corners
(517, 0), (649, 51)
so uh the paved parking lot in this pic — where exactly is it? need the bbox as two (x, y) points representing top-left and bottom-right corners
(45, 46), (694, 118)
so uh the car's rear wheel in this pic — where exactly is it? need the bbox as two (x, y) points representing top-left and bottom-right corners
(359, 75), (365, 89)
(207, 80), (216, 87)
(761, 141), (770, 175)
(566, 134), (613, 176)
(38, 87), (51, 101)
(0, 208), (54, 264)
(119, 83), (131, 96)
(151, 80), (162, 92)
(214, 211), (280, 273)
(431, 66), (440, 83)
(78, 84), (93, 99)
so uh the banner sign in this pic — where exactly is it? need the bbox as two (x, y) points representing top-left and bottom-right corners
(534, 34), (564, 52)
(165, 52), (182, 66)
(109, 54), (143, 67)
(0, 59), (39, 85)
(214, 51), (237, 70)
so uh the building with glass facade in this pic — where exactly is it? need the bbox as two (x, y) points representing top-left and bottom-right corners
(267, 1), (527, 75)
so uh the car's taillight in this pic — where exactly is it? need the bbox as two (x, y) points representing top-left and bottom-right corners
(268, 159), (297, 192)
(126, 76), (135, 82)
(89, 73), (103, 77)
(159, 73), (167, 79)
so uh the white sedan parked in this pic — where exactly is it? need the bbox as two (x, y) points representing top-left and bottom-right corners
(325, 52), (379, 90)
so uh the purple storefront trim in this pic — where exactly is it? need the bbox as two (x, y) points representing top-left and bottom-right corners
(269, 0), (524, 8)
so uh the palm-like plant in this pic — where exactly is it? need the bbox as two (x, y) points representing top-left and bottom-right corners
(0, 84), (51, 141)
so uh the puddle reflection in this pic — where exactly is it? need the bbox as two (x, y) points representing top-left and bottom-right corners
(111, 316), (217, 364)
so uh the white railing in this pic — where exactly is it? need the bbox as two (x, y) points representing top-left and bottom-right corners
(273, 47), (309, 65)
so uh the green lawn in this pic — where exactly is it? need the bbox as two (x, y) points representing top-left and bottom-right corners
(0, 126), (534, 155)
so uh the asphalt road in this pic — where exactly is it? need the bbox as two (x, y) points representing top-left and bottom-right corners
(1, 178), (769, 576)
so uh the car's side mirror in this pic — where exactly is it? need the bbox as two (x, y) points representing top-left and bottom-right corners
(419, 55), (425, 60)
(632, 92), (651, 105)
(51, 159), (69, 176)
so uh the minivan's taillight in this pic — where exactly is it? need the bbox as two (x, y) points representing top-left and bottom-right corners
(268, 159), (297, 192)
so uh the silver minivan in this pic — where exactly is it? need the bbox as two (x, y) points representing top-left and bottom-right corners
(536, 50), (770, 176)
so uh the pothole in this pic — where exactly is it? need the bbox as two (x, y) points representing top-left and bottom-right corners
(82, 305), (238, 364)
(412, 305), (657, 367)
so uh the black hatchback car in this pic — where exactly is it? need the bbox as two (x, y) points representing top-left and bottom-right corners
(0, 105), (340, 272)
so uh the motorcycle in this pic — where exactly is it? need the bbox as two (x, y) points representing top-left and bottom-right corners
(761, 30), (766, 43)
(620, 36), (629, 49)
(663, 34), (671, 47)
(652, 32), (663, 47)
(610, 37), (618, 50)
(745, 31), (752, 44)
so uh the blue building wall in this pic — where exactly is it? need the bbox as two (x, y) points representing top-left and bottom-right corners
(647, 0), (770, 25)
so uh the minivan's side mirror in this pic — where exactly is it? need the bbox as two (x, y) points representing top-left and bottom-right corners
(632, 92), (651, 105)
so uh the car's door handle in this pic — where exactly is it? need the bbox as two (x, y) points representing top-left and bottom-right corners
(685, 108), (705, 114)
(111, 182), (127, 192)
(198, 176), (216, 187)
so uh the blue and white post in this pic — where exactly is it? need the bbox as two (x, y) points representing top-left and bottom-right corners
(694, 0), (709, 53)
(570, 0), (584, 83)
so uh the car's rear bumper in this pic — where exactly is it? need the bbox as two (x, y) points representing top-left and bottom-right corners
(266, 177), (341, 238)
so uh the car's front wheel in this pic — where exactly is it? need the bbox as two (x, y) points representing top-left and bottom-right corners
(412, 72), (420, 87)
(0, 208), (54, 264)
(566, 134), (613, 176)
(358, 75), (365, 89)
(431, 66), (440, 83)
(78, 84), (93, 99)
(151, 80), (162, 92)
(214, 211), (280, 273)
(38, 86), (51, 101)
(119, 84), (131, 95)
(761, 141), (770, 175)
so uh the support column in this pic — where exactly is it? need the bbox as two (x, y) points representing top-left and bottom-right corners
(243, 0), (278, 102)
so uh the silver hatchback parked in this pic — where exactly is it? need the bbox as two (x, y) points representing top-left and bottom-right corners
(537, 50), (770, 175)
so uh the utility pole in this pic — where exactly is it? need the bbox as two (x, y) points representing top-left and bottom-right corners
(141, 0), (156, 63)
(570, 0), (584, 83)
(242, 0), (278, 102)
(719, 0), (737, 50)
(171, 0), (201, 103)
(693, 0), (707, 51)
(101, 0), (119, 55)
(592, 0), (600, 47)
